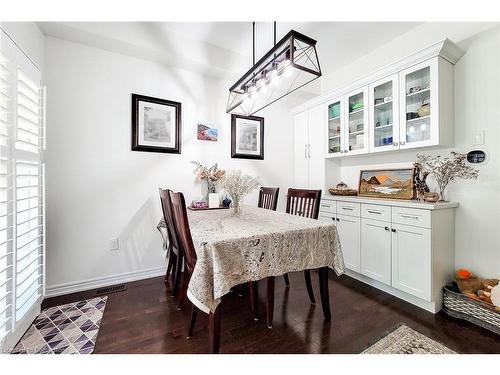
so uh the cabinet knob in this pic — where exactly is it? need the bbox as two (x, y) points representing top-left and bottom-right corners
(400, 141), (406, 145)
(384, 226), (390, 231)
(391, 228), (396, 232)
(344, 149), (348, 153)
(393, 142), (398, 146)
(340, 150), (344, 153)
(336, 217), (340, 221)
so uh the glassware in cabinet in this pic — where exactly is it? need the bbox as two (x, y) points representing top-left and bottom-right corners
(327, 99), (343, 155)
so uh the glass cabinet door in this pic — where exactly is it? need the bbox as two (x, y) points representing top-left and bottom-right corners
(327, 99), (343, 156)
(369, 74), (399, 152)
(400, 60), (437, 148)
(345, 88), (368, 155)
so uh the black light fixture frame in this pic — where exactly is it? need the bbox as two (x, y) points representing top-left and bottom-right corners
(226, 25), (322, 115)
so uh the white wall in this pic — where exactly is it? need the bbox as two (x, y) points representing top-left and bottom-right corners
(44, 37), (300, 290)
(324, 25), (500, 277)
(0, 22), (44, 71)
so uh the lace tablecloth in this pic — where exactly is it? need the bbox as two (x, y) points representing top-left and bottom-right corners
(159, 206), (344, 313)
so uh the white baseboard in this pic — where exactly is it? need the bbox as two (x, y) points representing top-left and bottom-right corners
(44, 267), (166, 298)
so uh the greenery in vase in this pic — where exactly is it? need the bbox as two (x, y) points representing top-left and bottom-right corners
(191, 161), (225, 193)
(416, 152), (479, 201)
(220, 170), (261, 215)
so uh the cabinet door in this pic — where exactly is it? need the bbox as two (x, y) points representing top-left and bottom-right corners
(344, 87), (369, 156)
(399, 58), (439, 149)
(326, 97), (345, 158)
(369, 74), (399, 153)
(392, 223), (431, 301)
(337, 214), (361, 273)
(293, 111), (309, 189)
(361, 218), (391, 285)
(308, 105), (325, 190)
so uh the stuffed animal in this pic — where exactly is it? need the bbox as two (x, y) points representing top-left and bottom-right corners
(454, 268), (500, 307)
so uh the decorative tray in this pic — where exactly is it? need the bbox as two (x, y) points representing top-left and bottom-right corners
(328, 188), (358, 196)
(188, 206), (230, 211)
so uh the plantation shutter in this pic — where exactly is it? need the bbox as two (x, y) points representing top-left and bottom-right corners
(0, 27), (45, 351)
(0, 50), (13, 343)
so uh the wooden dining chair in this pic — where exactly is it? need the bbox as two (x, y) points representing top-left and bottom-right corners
(169, 190), (259, 353)
(282, 188), (322, 302)
(257, 187), (279, 211)
(159, 188), (184, 301)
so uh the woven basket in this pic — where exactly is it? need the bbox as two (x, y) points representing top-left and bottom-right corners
(443, 284), (500, 335)
(328, 188), (358, 196)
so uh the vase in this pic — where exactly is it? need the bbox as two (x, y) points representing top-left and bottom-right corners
(201, 180), (217, 202)
(231, 196), (242, 216)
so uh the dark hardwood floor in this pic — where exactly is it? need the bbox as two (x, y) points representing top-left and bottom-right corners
(42, 271), (500, 354)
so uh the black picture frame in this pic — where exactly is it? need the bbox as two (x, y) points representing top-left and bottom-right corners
(131, 93), (182, 154)
(231, 114), (264, 160)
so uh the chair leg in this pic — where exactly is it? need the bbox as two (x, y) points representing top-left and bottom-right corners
(248, 281), (258, 321)
(266, 277), (275, 328)
(208, 307), (221, 354)
(172, 252), (183, 296)
(304, 269), (316, 304)
(164, 247), (174, 283)
(283, 273), (290, 287)
(170, 253), (178, 294)
(318, 267), (331, 321)
(176, 267), (190, 310)
(187, 305), (198, 338)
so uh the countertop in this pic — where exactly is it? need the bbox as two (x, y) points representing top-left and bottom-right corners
(321, 194), (458, 210)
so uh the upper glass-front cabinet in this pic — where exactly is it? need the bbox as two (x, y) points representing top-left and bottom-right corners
(369, 74), (399, 153)
(399, 59), (439, 149)
(345, 88), (368, 155)
(327, 98), (343, 156)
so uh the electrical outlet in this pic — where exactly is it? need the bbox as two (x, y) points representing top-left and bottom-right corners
(109, 238), (119, 251)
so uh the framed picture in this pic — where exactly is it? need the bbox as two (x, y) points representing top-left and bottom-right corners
(197, 123), (218, 142)
(231, 114), (264, 160)
(131, 93), (181, 154)
(358, 168), (415, 200)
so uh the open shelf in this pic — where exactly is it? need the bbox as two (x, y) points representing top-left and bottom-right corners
(374, 123), (393, 130)
(374, 100), (392, 108)
(406, 87), (430, 98)
(329, 116), (341, 121)
(349, 107), (364, 115)
(349, 129), (365, 136)
(329, 135), (341, 139)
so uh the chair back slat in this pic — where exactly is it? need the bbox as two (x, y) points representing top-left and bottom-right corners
(285, 188), (322, 219)
(258, 187), (279, 211)
(169, 191), (197, 272)
(159, 188), (180, 252)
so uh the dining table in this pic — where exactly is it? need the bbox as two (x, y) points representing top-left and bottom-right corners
(158, 205), (345, 352)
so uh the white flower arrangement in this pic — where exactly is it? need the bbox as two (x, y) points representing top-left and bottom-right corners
(221, 170), (261, 215)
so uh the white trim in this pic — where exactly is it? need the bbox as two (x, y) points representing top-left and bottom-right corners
(44, 267), (165, 298)
(291, 38), (464, 115)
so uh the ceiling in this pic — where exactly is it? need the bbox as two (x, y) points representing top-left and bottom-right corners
(38, 22), (421, 95)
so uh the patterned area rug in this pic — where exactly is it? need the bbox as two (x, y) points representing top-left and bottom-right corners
(362, 324), (456, 354)
(12, 296), (107, 354)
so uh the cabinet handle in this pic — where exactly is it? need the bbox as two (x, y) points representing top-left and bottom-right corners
(391, 228), (396, 232)
(401, 214), (420, 220)
(321, 204), (330, 208)
(367, 210), (382, 214)
(341, 207), (354, 211)
(384, 226), (390, 231)
(304, 145), (307, 158)
(308, 144), (311, 158)
(393, 142), (399, 146)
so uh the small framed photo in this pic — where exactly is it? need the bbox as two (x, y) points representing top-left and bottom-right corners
(197, 123), (218, 142)
(131, 94), (181, 154)
(231, 114), (264, 160)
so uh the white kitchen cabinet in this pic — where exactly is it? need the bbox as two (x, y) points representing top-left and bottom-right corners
(293, 105), (325, 190)
(344, 87), (369, 156)
(361, 218), (392, 285)
(337, 214), (361, 273)
(399, 57), (454, 149)
(391, 223), (431, 301)
(369, 74), (399, 153)
(319, 195), (457, 313)
(325, 97), (345, 157)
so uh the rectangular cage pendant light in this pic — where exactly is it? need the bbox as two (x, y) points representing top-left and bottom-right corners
(226, 29), (321, 116)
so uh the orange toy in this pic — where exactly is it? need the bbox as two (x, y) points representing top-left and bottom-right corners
(456, 268), (473, 280)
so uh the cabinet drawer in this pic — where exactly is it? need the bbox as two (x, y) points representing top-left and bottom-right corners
(318, 212), (336, 224)
(392, 207), (430, 228)
(361, 204), (391, 222)
(336, 201), (360, 217)
(319, 200), (336, 214)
